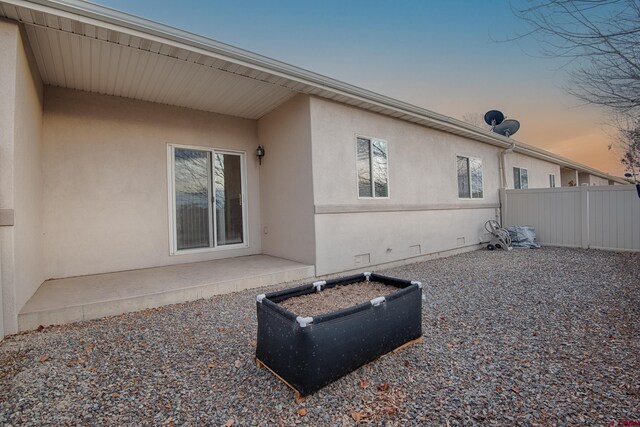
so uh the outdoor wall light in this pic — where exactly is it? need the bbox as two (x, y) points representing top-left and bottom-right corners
(256, 145), (265, 165)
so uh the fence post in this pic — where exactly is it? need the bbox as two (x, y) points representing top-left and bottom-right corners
(580, 185), (589, 249)
(499, 188), (507, 226)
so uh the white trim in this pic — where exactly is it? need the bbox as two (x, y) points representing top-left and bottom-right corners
(167, 143), (249, 255)
(456, 154), (484, 200)
(167, 144), (176, 255)
(355, 134), (390, 200)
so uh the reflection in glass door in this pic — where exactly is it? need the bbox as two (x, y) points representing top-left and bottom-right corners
(214, 153), (243, 246)
(174, 148), (211, 250)
(172, 146), (245, 252)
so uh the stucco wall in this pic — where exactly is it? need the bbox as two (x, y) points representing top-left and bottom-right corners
(505, 152), (561, 189)
(315, 208), (496, 275)
(0, 21), (44, 335)
(561, 168), (579, 187)
(42, 87), (261, 278)
(578, 172), (609, 185)
(309, 97), (500, 275)
(310, 98), (502, 206)
(257, 95), (315, 266)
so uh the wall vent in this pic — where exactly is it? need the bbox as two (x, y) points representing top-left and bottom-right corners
(354, 253), (370, 266)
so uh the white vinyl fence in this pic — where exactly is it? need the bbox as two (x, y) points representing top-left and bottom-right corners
(501, 185), (640, 251)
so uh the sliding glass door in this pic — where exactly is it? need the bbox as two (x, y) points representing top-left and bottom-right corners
(171, 146), (246, 252)
(214, 153), (244, 246)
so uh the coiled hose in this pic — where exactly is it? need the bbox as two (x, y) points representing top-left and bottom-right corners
(485, 220), (512, 249)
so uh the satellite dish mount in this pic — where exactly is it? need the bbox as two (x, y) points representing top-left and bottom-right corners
(484, 110), (505, 131)
(484, 109), (520, 138)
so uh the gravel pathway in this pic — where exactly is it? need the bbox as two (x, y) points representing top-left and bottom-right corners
(0, 247), (638, 426)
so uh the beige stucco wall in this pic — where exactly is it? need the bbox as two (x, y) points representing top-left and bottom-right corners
(310, 97), (502, 206)
(315, 208), (497, 275)
(257, 95), (315, 266)
(309, 97), (500, 275)
(42, 87), (261, 279)
(505, 152), (561, 189)
(583, 174), (610, 186)
(0, 20), (44, 335)
(561, 168), (579, 187)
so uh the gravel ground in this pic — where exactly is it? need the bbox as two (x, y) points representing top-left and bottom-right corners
(0, 247), (638, 426)
(278, 281), (400, 317)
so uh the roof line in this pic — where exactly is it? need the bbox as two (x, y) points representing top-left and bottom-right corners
(6, 0), (628, 183)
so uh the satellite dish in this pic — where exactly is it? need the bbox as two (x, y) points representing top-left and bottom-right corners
(484, 110), (505, 128)
(493, 119), (520, 137)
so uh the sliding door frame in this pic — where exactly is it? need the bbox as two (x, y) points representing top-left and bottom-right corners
(167, 143), (249, 256)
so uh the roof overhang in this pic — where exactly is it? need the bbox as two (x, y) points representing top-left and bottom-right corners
(0, 0), (628, 184)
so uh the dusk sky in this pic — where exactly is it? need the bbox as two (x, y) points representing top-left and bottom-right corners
(96, 0), (624, 176)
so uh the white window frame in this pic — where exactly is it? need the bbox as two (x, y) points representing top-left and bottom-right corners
(513, 166), (529, 189)
(167, 143), (249, 255)
(456, 154), (484, 200)
(355, 135), (390, 199)
(549, 174), (556, 188)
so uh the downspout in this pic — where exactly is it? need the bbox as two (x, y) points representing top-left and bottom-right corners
(498, 141), (515, 227)
(499, 141), (516, 189)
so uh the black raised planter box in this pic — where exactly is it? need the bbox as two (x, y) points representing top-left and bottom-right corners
(255, 272), (423, 397)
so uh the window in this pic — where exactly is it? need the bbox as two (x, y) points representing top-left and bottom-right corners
(457, 156), (483, 199)
(169, 145), (246, 253)
(357, 137), (388, 198)
(513, 167), (528, 189)
(549, 174), (556, 188)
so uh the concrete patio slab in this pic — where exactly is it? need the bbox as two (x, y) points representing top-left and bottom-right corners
(18, 255), (314, 331)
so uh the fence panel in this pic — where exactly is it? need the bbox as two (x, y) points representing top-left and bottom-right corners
(502, 185), (640, 251)
(588, 186), (640, 251)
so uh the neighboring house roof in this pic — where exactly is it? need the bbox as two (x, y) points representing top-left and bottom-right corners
(0, 0), (627, 184)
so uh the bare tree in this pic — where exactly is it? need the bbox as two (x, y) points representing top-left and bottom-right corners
(513, 0), (640, 115)
(512, 0), (640, 176)
(618, 118), (640, 180)
(461, 112), (489, 129)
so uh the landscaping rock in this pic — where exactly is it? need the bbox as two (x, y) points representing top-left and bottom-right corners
(0, 247), (638, 426)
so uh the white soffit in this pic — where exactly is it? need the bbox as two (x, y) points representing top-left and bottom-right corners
(0, 2), (297, 119)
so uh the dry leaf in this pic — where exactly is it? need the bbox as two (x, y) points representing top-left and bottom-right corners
(234, 360), (241, 368)
(377, 382), (389, 391)
(207, 363), (216, 368)
(350, 411), (364, 422)
(296, 408), (307, 417)
(111, 392), (120, 398)
(403, 360), (410, 367)
(84, 345), (95, 351)
(359, 378), (369, 389)
(39, 354), (49, 363)
(224, 419), (234, 427)
(217, 327), (225, 333)
(495, 386), (503, 392)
